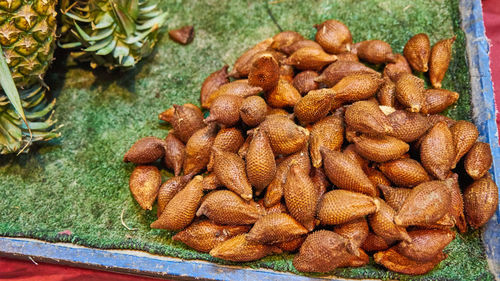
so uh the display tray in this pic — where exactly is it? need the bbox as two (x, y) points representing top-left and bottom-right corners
(0, 0), (498, 280)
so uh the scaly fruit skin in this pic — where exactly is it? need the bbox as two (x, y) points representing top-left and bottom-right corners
(374, 247), (446, 275)
(345, 100), (393, 135)
(213, 148), (253, 200)
(229, 38), (273, 78)
(422, 89), (459, 115)
(294, 89), (334, 125)
(465, 142), (493, 180)
(157, 173), (193, 217)
(200, 65), (229, 109)
(395, 73), (425, 112)
(285, 47), (337, 71)
(420, 121), (455, 180)
(247, 213), (308, 244)
(183, 124), (217, 175)
(430, 36), (456, 88)
(60, 0), (167, 69)
(403, 33), (431, 72)
(293, 70), (319, 95)
(353, 135), (409, 163)
(450, 120), (478, 169)
(333, 218), (369, 257)
(387, 110), (428, 143)
(352, 40), (396, 64)
(163, 132), (185, 176)
(266, 75), (301, 108)
(209, 234), (281, 262)
(378, 184), (411, 212)
(310, 115), (344, 168)
(246, 129), (276, 194)
(248, 53), (280, 92)
(271, 31), (304, 53)
(369, 199), (411, 242)
(318, 189), (379, 225)
(314, 19), (352, 54)
(379, 158), (430, 188)
(205, 80), (262, 109)
(384, 54), (412, 82)
(129, 165), (161, 210)
(464, 176), (499, 229)
(207, 127), (244, 172)
(315, 60), (379, 87)
(395, 229), (455, 262)
(240, 96), (267, 127)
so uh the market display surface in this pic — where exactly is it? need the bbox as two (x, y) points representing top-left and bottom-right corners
(0, 0), (497, 280)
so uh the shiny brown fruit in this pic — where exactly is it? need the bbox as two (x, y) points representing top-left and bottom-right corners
(336, 51), (359, 62)
(315, 60), (380, 87)
(353, 135), (409, 163)
(446, 173), (467, 233)
(395, 73), (425, 112)
(332, 73), (384, 103)
(151, 176), (204, 230)
(369, 199), (411, 242)
(365, 167), (392, 189)
(247, 213), (308, 244)
(384, 54), (412, 82)
(229, 38), (273, 78)
(283, 39), (323, 56)
(293, 230), (350, 273)
(271, 31), (304, 53)
(163, 132), (185, 176)
(168, 25), (194, 45)
(205, 95), (243, 127)
(158, 103), (201, 124)
(197, 190), (263, 225)
(420, 121), (455, 180)
(238, 134), (252, 159)
(318, 189), (379, 225)
(343, 144), (369, 172)
(201, 173), (223, 191)
(157, 173), (194, 217)
(387, 110), (429, 142)
(294, 89), (335, 125)
(394, 180), (452, 226)
(173, 220), (250, 253)
(284, 164), (320, 231)
(123, 137), (166, 164)
(183, 123), (218, 175)
(314, 19), (353, 54)
(248, 53), (280, 91)
(426, 114), (457, 128)
(422, 88), (460, 115)
(280, 64), (295, 80)
(129, 166), (161, 210)
(240, 96), (268, 127)
(430, 36), (456, 88)
(207, 127), (244, 172)
(450, 120), (479, 169)
(172, 104), (206, 143)
(465, 142), (493, 180)
(256, 198), (288, 215)
(464, 176), (499, 228)
(394, 229), (455, 262)
(212, 148), (252, 200)
(345, 100), (393, 135)
(292, 70), (319, 95)
(264, 146), (311, 207)
(260, 115), (309, 155)
(361, 232), (396, 252)
(333, 217), (369, 256)
(378, 184), (411, 212)
(200, 65), (229, 109)
(377, 77), (396, 107)
(403, 33), (431, 72)
(285, 47), (337, 71)
(352, 40), (396, 64)
(205, 80), (262, 108)
(310, 166), (330, 198)
(310, 115), (344, 168)
(379, 158), (430, 188)
(321, 147), (376, 196)
(266, 76), (302, 108)
(374, 247), (446, 275)
(246, 129), (276, 194)
(274, 236), (306, 252)
(209, 234), (282, 262)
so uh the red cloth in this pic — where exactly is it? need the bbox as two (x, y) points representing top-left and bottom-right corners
(1, 2), (500, 280)
(483, 0), (500, 130)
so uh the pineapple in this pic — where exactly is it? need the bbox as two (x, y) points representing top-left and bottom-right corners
(0, 0), (59, 154)
(60, 0), (167, 69)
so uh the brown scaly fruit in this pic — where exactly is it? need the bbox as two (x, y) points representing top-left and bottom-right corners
(201, 173), (223, 191)
(151, 176), (204, 230)
(246, 129), (276, 194)
(271, 31), (304, 53)
(228, 38), (273, 78)
(450, 120), (479, 169)
(183, 123), (218, 175)
(292, 70), (319, 95)
(377, 77), (396, 107)
(318, 189), (379, 225)
(274, 236), (306, 252)
(333, 218), (369, 257)
(310, 166), (330, 198)
(173, 220), (250, 253)
(465, 142), (493, 180)
(314, 20), (352, 54)
(294, 89), (335, 125)
(123, 136), (166, 164)
(209, 234), (282, 262)
(283, 164), (320, 231)
(374, 247), (446, 275)
(248, 53), (280, 91)
(265, 76), (301, 108)
(394, 229), (455, 262)
(378, 158), (430, 188)
(343, 144), (370, 172)
(285, 47), (337, 71)
(129, 165), (161, 210)
(238, 134), (252, 159)
(158, 103), (200, 124)
(352, 40), (396, 64)
(344, 100), (393, 135)
(240, 96), (268, 127)
(430, 36), (456, 88)
(361, 232), (396, 252)
(394, 180), (452, 227)
(321, 147), (377, 196)
(336, 51), (359, 62)
(447, 173), (467, 233)
(205, 95), (243, 127)
(196, 190), (263, 225)
(315, 60), (380, 87)
(212, 148), (253, 200)
(169, 25), (194, 45)
(395, 73), (425, 113)
(200, 65), (229, 109)
(171, 104), (205, 144)
(331, 73), (384, 104)
(369, 199), (411, 242)
(157, 173), (194, 217)
(259, 115), (309, 155)
(426, 114), (457, 128)
(247, 213), (309, 244)
(422, 88), (460, 115)
(378, 184), (411, 212)
(309, 115), (344, 168)
(403, 33), (431, 72)
(207, 127), (244, 172)
(387, 110), (429, 143)
(420, 121), (455, 180)
(463, 176), (499, 229)
(163, 132), (185, 176)
(384, 54), (412, 82)
(353, 135), (410, 163)
(282, 40), (323, 56)
(205, 80), (262, 108)
(365, 167), (392, 189)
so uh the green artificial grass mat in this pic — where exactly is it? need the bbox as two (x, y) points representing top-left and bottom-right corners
(0, 0), (493, 280)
